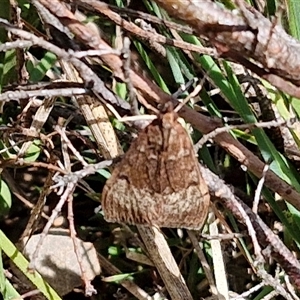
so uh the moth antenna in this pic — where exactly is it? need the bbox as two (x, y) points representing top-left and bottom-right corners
(174, 76), (205, 113)
(136, 92), (160, 114)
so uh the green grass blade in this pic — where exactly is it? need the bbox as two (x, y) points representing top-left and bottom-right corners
(0, 247), (21, 300)
(0, 230), (62, 300)
(285, 0), (300, 39)
(133, 41), (170, 93)
(29, 51), (57, 82)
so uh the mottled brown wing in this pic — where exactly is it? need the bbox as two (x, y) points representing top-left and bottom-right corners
(101, 111), (210, 229)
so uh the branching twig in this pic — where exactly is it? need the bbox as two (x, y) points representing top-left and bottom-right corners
(51, 159), (113, 190)
(199, 164), (300, 291)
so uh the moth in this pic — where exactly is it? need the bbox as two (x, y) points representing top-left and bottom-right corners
(101, 107), (210, 229)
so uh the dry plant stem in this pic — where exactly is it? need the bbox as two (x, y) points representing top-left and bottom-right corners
(31, 0), (71, 36)
(0, 40), (33, 51)
(233, 282), (264, 299)
(59, 127), (92, 293)
(138, 226), (193, 300)
(97, 253), (153, 300)
(187, 231), (219, 299)
(172, 78), (197, 99)
(199, 165), (300, 290)
(253, 164), (269, 214)
(200, 233), (244, 240)
(210, 202), (255, 271)
(18, 95), (55, 155)
(209, 216), (229, 300)
(55, 125), (88, 167)
(107, 4), (195, 35)
(135, 19), (167, 57)
(284, 275), (300, 300)
(118, 114), (156, 123)
(1, 170), (37, 210)
(20, 169), (54, 240)
(122, 36), (138, 116)
(51, 160), (113, 190)
(152, 0), (300, 97)
(0, 85), (87, 102)
(174, 80), (204, 112)
(262, 290), (280, 300)
(58, 59), (123, 159)
(11, 0), (28, 87)
(19, 290), (41, 299)
(61, 126), (71, 172)
(195, 119), (287, 152)
(68, 193), (96, 296)
(0, 159), (65, 174)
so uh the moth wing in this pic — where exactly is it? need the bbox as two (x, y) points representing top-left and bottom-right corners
(159, 118), (210, 229)
(102, 128), (163, 225)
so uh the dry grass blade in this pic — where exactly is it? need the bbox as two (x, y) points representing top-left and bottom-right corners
(138, 226), (193, 300)
(59, 60), (122, 159)
(209, 216), (229, 300)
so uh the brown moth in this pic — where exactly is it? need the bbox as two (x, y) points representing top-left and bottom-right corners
(101, 107), (210, 229)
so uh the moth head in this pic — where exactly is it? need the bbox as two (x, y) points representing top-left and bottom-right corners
(157, 101), (174, 114)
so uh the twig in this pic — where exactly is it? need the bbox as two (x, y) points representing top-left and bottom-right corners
(253, 164), (269, 214)
(51, 159), (113, 190)
(0, 85), (88, 102)
(188, 230), (219, 299)
(68, 191), (96, 296)
(20, 169), (54, 240)
(195, 118), (287, 152)
(174, 79), (204, 113)
(107, 4), (195, 35)
(200, 232), (245, 240)
(256, 267), (293, 300)
(232, 282), (264, 299)
(122, 37), (139, 116)
(284, 275), (300, 300)
(55, 125), (88, 167)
